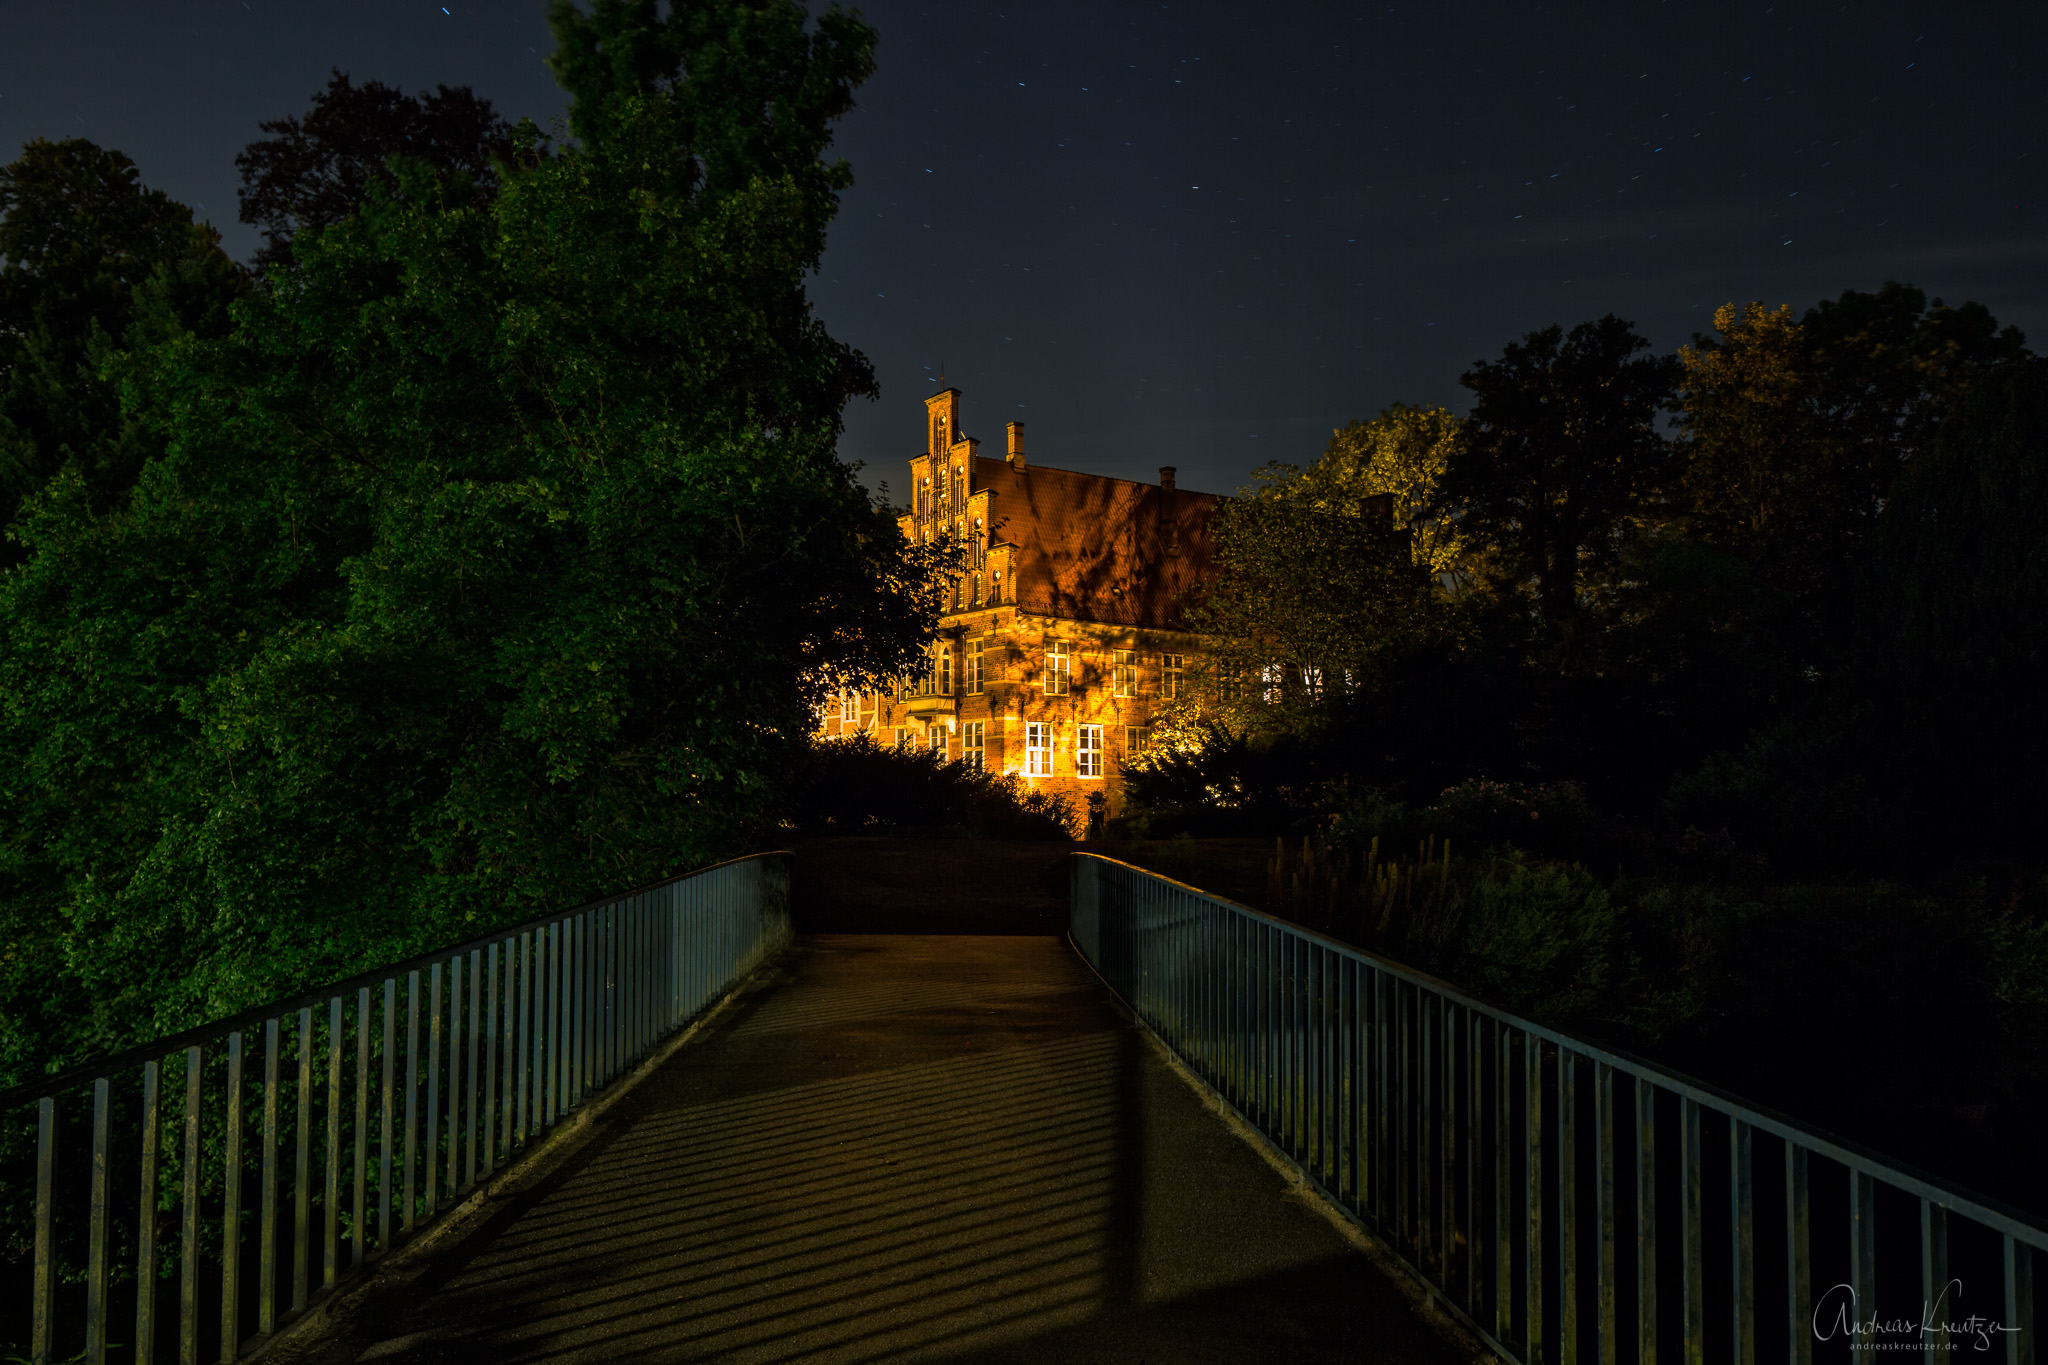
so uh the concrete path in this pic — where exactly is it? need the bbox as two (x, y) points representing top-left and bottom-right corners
(312, 935), (1471, 1365)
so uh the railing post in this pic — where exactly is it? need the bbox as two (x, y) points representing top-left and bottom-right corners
(1732, 1118), (1755, 1365)
(1922, 1200), (1949, 1363)
(135, 1059), (161, 1365)
(2002, 1235), (2033, 1365)
(1527, 1033), (1546, 1365)
(1638, 1076), (1659, 1365)
(221, 1033), (242, 1360)
(85, 1076), (110, 1364)
(1597, 1061), (1617, 1365)
(1788, 1142), (1811, 1365)
(1851, 1170), (1876, 1365)
(1682, 1098), (1704, 1365)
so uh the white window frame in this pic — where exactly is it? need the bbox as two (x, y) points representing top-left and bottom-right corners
(965, 638), (984, 695)
(929, 727), (947, 758)
(1044, 639), (1070, 696)
(1162, 653), (1185, 700)
(1077, 725), (1103, 778)
(1113, 649), (1137, 699)
(1124, 726), (1151, 760)
(964, 720), (986, 771)
(1026, 722), (1050, 776)
(839, 692), (857, 724)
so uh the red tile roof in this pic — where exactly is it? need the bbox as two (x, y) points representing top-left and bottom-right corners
(975, 458), (1221, 629)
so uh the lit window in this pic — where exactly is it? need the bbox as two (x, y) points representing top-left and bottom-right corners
(1124, 726), (1151, 759)
(1026, 722), (1050, 776)
(929, 727), (947, 758)
(965, 638), (984, 695)
(1113, 649), (1138, 698)
(1162, 654), (1186, 700)
(1077, 725), (1103, 778)
(840, 692), (857, 724)
(1261, 663), (1284, 703)
(972, 572), (983, 605)
(964, 721), (986, 771)
(1044, 639), (1070, 696)
(938, 644), (953, 695)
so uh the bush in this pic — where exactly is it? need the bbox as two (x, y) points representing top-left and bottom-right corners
(1324, 778), (1596, 861)
(785, 734), (1075, 839)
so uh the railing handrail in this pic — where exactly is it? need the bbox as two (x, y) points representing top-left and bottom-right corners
(1072, 851), (2048, 1250)
(1, 849), (793, 1113)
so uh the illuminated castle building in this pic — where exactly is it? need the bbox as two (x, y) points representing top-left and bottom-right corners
(820, 387), (1222, 817)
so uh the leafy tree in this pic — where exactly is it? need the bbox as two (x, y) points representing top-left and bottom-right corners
(1670, 287), (2029, 686)
(1299, 404), (1466, 577)
(0, 0), (936, 1079)
(236, 70), (514, 271)
(0, 138), (248, 550)
(1442, 316), (1681, 633)
(1188, 466), (1433, 734)
(1678, 286), (2026, 571)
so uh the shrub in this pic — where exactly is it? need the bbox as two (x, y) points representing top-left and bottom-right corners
(785, 734), (1075, 839)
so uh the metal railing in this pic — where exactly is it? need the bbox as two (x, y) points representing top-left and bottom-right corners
(1072, 854), (2043, 1365)
(7, 850), (792, 1364)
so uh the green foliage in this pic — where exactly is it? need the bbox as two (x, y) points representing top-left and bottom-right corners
(1442, 314), (1681, 632)
(1188, 458), (1435, 733)
(0, 138), (249, 547)
(1300, 404), (1466, 576)
(236, 70), (514, 271)
(787, 733), (1075, 839)
(0, 0), (937, 1083)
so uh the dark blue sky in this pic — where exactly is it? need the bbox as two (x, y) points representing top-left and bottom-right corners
(3, 1), (2041, 498)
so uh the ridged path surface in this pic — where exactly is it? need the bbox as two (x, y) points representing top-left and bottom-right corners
(296, 844), (1468, 1365)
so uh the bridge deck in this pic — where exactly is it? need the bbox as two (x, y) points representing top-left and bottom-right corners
(304, 933), (1468, 1364)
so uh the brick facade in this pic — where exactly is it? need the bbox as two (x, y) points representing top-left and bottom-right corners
(819, 387), (1223, 819)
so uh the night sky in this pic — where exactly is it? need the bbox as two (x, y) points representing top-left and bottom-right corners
(3, 2), (2041, 498)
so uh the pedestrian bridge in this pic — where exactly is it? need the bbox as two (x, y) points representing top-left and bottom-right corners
(10, 845), (2044, 1364)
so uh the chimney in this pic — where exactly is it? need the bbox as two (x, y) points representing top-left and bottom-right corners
(1006, 421), (1026, 469)
(1159, 466), (1177, 491)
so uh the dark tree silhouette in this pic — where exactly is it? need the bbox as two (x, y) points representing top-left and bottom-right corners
(0, 137), (247, 542)
(235, 70), (514, 270)
(1443, 314), (1680, 632)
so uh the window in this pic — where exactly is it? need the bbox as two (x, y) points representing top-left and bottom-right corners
(1026, 722), (1050, 776)
(1113, 649), (1138, 698)
(1044, 639), (1070, 696)
(971, 572), (982, 606)
(1162, 653), (1186, 700)
(1261, 663), (1284, 703)
(929, 727), (947, 758)
(1077, 725), (1103, 778)
(938, 644), (953, 695)
(894, 727), (911, 750)
(965, 638), (984, 694)
(963, 721), (986, 771)
(1125, 726), (1151, 759)
(840, 692), (857, 724)
(992, 569), (1004, 602)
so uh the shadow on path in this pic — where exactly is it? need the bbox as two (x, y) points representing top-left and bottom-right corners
(313, 935), (1465, 1364)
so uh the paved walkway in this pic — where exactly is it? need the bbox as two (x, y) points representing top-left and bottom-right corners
(309, 935), (1469, 1365)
